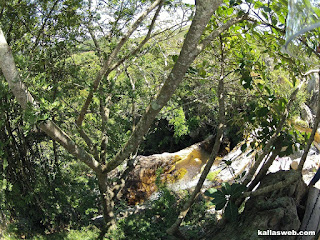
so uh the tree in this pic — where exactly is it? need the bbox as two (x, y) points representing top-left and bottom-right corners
(0, 0), (251, 237)
(168, 0), (320, 236)
(2, 0), (318, 238)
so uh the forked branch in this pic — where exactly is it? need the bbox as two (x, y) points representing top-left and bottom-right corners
(0, 27), (102, 174)
(76, 0), (164, 126)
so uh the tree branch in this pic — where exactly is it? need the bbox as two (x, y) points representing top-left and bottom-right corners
(167, 34), (226, 237)
(298, 71), (320, 170)
(75, 124), (100, 161)
(76, 0), (163, 126)
(104, 0), (224, 173)
(243, 171), (300, 198)
(0, 27), (102, 174)
(31, 0), (60, 51)
(108, 0), (163, 72)
(197, 13), (249, 54)
(246, 143), (281, 192)
(243, 79), (306, 187)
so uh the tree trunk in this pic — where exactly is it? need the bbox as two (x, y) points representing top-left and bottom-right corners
(167, 34), (226, 237)
(105, 0), (224, 173)
(298, 187), (320, 240)
(243, 79), (307, 187)
(97, 173), (116, 238)
(0, 2), (248, 234)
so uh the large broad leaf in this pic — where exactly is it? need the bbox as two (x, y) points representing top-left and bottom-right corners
(204, 188), (218, 198)
(210, 191), (227, 210)
(230, 183), (246, 199)
(256, 106), (269, 117)
(221, 182), (232, 195)
(240, 143), (247, 152)
(225, 202), (239, 221)
(240, 75), (253, 89)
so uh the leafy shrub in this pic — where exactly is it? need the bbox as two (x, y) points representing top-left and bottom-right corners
(111, 187), (178, 240)
(205, 182), (246, 221)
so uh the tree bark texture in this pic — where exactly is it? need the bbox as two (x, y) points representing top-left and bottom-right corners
(167, 34), (226, 236)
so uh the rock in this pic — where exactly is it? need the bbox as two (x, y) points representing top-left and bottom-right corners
(300, 103), (314, 126)
(123, 136), (217, 204)
(269, 156), (292, 172)
(269, 154), (320, 187)
(204, 170), (308, 240)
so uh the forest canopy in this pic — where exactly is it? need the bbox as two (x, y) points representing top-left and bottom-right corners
(0, 0), (319, 239)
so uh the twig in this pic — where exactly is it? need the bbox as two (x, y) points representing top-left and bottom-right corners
(166, 33), (226, 236)
(243, 79), (306, 187)
(298, 71), (320, 171)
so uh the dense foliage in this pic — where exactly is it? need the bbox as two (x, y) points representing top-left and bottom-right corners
(0, 0), (319, 239)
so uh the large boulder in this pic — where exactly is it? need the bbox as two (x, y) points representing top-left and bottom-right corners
(205, 170), (308, 240)
(123, 136), (219, 205)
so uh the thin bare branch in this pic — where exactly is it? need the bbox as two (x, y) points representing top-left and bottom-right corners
(197, 13), (249, 53)
(76, 0), (163, 126)
(246, 143), (281, 192)
(31, 0), (60, 51)
(104, 0), (223, 173)
(243, 79), (306, 187)
(298, 71), (320, 171)
(167, 34), (226, 237)
(109, 0), (163, 72)
(75, 124), (100, 161)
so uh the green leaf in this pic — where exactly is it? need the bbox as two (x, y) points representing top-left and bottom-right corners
(257, 106), (269, 117)
(221, 182), (232, 194)
(261, 11), (269, 20)
(241, 75), (253, 89)
(225, 202), (239, 221)
(271, 16), (278, 26)
(226, 8), (234, 15)
(199, 68), (206, 77)
(265, 86), (271, 95)
(187, 66), (198, 75)
(204, 188), (218, 198)
(257, 82), (264, 91)
(241, 143), (247, 152)
(250, 141), (256, 149)
(171, 55), (178, 63)
(224, 160), (232, 166)
(230, 183), (246, 199)
(278, 14), (285, 24)
(3, 159), (8, 170)
(210, 191), (227, 210)
(254, 1), (263, 8)
(262, 6), (272, 12)
(268, 95), (275, 102)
